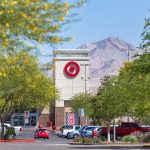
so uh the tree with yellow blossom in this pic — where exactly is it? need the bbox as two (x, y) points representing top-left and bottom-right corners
(0, 51), (59, 138)
(0, 0), (85, 53)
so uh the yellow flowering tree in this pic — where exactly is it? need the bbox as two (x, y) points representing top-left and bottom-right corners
(0, 52), (58, 138)
(0, 0), (85, 52)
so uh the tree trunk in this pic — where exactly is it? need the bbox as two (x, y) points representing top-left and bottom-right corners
(0, 118), (5, 139)
(107, 125), (110, 142)
(93, 119), (96, 125)
(113, 119), (116, 143)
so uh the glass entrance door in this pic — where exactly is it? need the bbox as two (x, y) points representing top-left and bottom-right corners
(12, 115), (37, 127)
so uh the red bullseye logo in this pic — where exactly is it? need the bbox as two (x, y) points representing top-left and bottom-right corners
(64, 61), (80, 78)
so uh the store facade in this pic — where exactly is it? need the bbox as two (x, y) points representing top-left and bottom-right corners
(53, 49), (89, 127)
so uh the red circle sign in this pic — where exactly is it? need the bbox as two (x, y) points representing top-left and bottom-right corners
(64, 61), (80, 78)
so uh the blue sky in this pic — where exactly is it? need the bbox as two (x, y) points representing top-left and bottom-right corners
(40, 0), (150, 64)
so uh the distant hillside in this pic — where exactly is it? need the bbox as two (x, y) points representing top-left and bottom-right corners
(78, 37), (139, 92)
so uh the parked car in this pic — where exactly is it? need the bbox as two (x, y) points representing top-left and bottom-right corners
(80, 126), (100, 137)
(0, 123), (22, 136)
(67, 125), (88, 139)
(58, 125), (73, 137)
(100, 122), (150, 138)
(92, 126), (103, 138)
(34, 128), (49, 139)
(60, 125), (81, 138)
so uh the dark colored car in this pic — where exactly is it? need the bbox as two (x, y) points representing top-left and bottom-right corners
(100, 122), (150, 138)
(34, 128), (49, 139)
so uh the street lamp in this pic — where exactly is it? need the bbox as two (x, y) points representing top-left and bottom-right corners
(80, 64), (90, 125)
(80, 64), (90, 94)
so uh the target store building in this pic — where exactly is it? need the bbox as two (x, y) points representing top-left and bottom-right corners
(53, 49), (89, 127)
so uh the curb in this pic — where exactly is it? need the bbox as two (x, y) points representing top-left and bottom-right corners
(70, 145), (143, 149)
(69, 143), (150, 149)
(143, 144), (150, 149)
(0, 139), (36, 142)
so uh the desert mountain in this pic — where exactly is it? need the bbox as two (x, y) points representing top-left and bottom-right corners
(78, 37), (139, 92)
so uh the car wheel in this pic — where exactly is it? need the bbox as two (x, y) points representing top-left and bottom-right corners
(73, 134), (79, 139)
(67, 132), (71, 139)
(47, 137), (49, 139)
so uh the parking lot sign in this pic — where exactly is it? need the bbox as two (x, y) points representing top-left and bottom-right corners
(78, 108), (84, 117)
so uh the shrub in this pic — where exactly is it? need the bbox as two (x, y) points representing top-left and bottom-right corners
(131, 131), (144, 142)
(122, 135), (138, 143)
(74, 137), (82, 142)
(74, 137), (102, 144)
(93, 138), (102, 143)
(3, 126), (16, 140)
(99, 135), (106, 141)
(82, 137), (93, 144)
(142, 132), (150, 143)
(74, 136), (106, 144)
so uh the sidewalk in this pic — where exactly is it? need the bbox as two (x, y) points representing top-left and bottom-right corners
(69, 142), (150, 149)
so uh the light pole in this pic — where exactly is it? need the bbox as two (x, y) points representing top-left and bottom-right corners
(127, 49), (130, 61)
(80, 64), (90, 125)
(80, 64), (90, 94)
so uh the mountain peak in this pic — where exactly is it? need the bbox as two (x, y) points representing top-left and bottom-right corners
(78, 37), (138, 92)
(93, 36), (135, 51)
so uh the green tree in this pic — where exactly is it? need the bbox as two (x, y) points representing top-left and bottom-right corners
(0, 0), (85, 53)
(71, 76), (120, 126)
(97, 54), (150, 125)
(96, 76), (124, 123)
(142, 15), (150, 48)
(71, 92), (101, 125)
(118, 53), (150, 124)
(0, 51), (58, 138)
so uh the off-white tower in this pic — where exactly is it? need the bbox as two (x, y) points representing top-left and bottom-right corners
(53, 49), (89, 127)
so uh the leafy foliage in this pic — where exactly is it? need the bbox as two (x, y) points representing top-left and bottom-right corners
(0, 51), (58, 124)
(3, 126), (15, 140)
(122, 135), (138, 143)
(141, 16), (150, 49)
(71, 53), (150, 125)
(117, 53), (150, 123)
(0, 0), (85, 53)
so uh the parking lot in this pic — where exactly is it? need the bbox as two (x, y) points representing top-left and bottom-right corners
(16, 129), (73, 144)
(0, 128), (147, 150)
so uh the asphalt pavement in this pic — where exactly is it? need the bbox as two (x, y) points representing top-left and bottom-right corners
(16, 129), (73, 144)
(0, 130), (149, 150)
(0, 142), (147, 150)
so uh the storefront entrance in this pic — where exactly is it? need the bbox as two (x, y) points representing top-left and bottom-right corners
(11, 110), (38, 127)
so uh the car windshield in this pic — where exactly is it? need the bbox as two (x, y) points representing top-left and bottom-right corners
(84, 127), (96, 131)
(39, 129), (47, 132)
(63, 125), (73, 129)
(80, 126), (88, 131)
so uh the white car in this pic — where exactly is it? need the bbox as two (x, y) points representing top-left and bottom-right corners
(0, 123), (22, 136)
(60, 125), (81, 137)
(67, 129), (80, 139)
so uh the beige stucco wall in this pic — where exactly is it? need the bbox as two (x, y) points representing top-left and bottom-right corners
(55, 59), (89, 107)
(41, 106), (49, 114)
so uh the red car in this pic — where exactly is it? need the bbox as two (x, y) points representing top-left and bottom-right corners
(100, 122), (150, 138)
(34, 129), (49, 139)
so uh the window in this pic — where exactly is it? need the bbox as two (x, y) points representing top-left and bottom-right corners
(75, 126), (80, 130)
